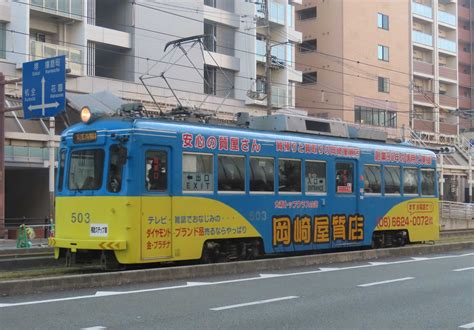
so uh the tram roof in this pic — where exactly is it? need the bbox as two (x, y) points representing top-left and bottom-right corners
(64, 116), (436, 156)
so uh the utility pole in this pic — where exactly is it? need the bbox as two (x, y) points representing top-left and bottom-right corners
(0, 73), (22, 238)
(264, 0), (272, 115)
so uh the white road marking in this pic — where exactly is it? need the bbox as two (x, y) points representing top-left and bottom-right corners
(459, 322), (474, 329)
(369, 262), (389, 266)
(411, 257), (430, 261)
(357, 277), (414, 288)
(81, 327), (106, 330)
(186, 282), (210, 286)
(0, 252), (471, 308)
(259, 274), (282, 278)
(94, 291), (123, 297)
(319, 267), (339, 271)
(453, 267), (474, 272)
(210, 296), (299, 311)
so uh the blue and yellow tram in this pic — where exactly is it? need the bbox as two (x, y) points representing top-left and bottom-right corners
(49, 110), (439, 267)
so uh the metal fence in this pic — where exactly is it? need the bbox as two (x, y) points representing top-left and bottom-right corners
(441, 201), (474, 221)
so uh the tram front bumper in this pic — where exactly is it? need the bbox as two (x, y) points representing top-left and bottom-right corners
(49, 237), (127, 253)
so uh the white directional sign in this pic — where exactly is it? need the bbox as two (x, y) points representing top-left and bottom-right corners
(22, 55), (66, 119)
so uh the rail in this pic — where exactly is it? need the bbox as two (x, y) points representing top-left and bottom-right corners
(441, 201), (474, 221)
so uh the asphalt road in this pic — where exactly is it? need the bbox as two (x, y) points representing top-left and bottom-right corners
(1, 249), (473, 329)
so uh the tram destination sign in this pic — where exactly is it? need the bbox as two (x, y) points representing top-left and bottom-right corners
(22, 55), (66, 119)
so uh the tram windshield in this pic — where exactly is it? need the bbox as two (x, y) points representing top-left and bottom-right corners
(69, 149), (105, 190)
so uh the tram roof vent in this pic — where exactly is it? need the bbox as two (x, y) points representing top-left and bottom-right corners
(248, 114), (350, 138)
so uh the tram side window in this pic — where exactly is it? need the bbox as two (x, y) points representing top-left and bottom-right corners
(145, 150), (167, 191)
(69, 149), (105, 190)
(183, 153), (213, 193)
(421, 168), (435, 196)
(335, 162), (353, 193)
(58, 149), (66, 192)
(384, 165), (401, 194)
(305, 161), (326, 193)
(403, 167), (418, 195)
(279, 159), (301, 192)
(108, 145), (127, 193)
(218, 155), (245, 192)
(363, 164), (381, 194)
(250, 157), (274, 192)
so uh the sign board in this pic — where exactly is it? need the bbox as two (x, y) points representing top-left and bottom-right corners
(22, 55), (66, 119)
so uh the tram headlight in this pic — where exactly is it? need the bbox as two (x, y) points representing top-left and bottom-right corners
(81, 106), (92, 124)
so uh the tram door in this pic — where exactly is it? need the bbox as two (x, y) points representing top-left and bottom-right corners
(333, 159), (360, 247)
(140, 148), (173, 260)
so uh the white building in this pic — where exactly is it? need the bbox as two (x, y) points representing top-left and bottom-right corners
(0, 0), (302, 236)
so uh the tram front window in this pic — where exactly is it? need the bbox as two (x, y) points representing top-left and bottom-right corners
(69, 149), (105, 190)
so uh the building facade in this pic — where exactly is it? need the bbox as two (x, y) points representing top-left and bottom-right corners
(0, 0), (302, 236)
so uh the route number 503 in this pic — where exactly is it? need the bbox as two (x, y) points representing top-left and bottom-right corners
(71, 212), (91, 223)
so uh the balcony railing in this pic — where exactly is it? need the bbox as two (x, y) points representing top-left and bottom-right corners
(413, 118), (435, 132)
(256, 39), (286, 67)
(438, 10), (456, 26)
(412, 2), (432, 19)
(439, 94), (457, 108)
(412, 30), (433, 47)
(413, 60), (434, 75)
(438, 38), (456, 53)
(30, 40), (83, 76)
(414, 91), (434, 104)
(439, 66), (457, 80)
(256, 1), (285, 25)
(271, 85), (292, 108)
(30, 0), (83, 19)
(459, 96), (472, 110)
(439, 122), (457, 135)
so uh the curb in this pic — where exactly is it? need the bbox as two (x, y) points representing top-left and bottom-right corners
(1, 241), (472, 297)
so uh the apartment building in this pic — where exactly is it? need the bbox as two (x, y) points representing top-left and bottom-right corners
(458, 0), (473, 132)
(0, 0), (302, 236)
(295, 0), (411, 139)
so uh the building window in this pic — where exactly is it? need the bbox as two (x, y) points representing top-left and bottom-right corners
(0, 23), (6, 59)
(378, 77), (390, 93)
(302, 72), (317, 84)
(378, 45), (389, 61)
(204, 65), (234, 98)
(299, 39), (317, 53)
(297, 7), (317, 20)
(377, 13), (389, 30)
(355, 106), (397, 128)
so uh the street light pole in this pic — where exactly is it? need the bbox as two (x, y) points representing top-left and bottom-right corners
(265, 0), (272, 115)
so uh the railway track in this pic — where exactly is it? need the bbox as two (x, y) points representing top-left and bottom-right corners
(0, 231), (473, 281)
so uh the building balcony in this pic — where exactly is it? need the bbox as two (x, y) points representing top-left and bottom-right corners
(439, 94), (457, 108)
(271, 85), (292, 108)
(440, 122), (457, 135)
(413, 118), (435, 132)
(30, 40), (83, 76)
(459, 96), (472, 109)
(458, 28), (471, 43)
(257, 0), (286, 25)
(438, 10), (456, 27)
(412, 31), (433, 47)
(414, 91), (434, 104)
(459, 72), (471, 87)
(30, 0), (83, 20)
(438, 38), (456, 53)
(256, 39), (287, 68)
(439, 66), (457, 81)
(0, 1), (11, 22)
(204, 0), (234, 12)
(413, 60), (434, 76)
(412, 1), (432, 19)
(459, 50), (471, 64)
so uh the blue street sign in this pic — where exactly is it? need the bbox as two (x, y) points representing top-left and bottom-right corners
(22, 55), (66, 119)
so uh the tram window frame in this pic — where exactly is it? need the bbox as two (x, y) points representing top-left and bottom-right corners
(383, 165), (401, 195)
(278, 158), (302, 193)
(57, 149), (66, 192)
(182, 152), (214, 194)
(403, 167), (419, 195)
(145, 150), (168, 192)
(363, 164), (381, 194)
(305, 160), (327, 194)
(421, 168), (435, 196)
(218, 154), (245, 193)
(249, 156), (275, 193)
(68, 149), (105, 191)
(107, 145), (127, 193)
(335, 162), (354, 194)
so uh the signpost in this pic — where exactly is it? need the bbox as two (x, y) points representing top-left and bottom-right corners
(22, 55), (66, 228)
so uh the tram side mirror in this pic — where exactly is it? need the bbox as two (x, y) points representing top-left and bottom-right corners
(118, 146), (128, 165)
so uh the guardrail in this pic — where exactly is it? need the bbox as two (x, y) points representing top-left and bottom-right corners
(441, 201), (474, 221)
